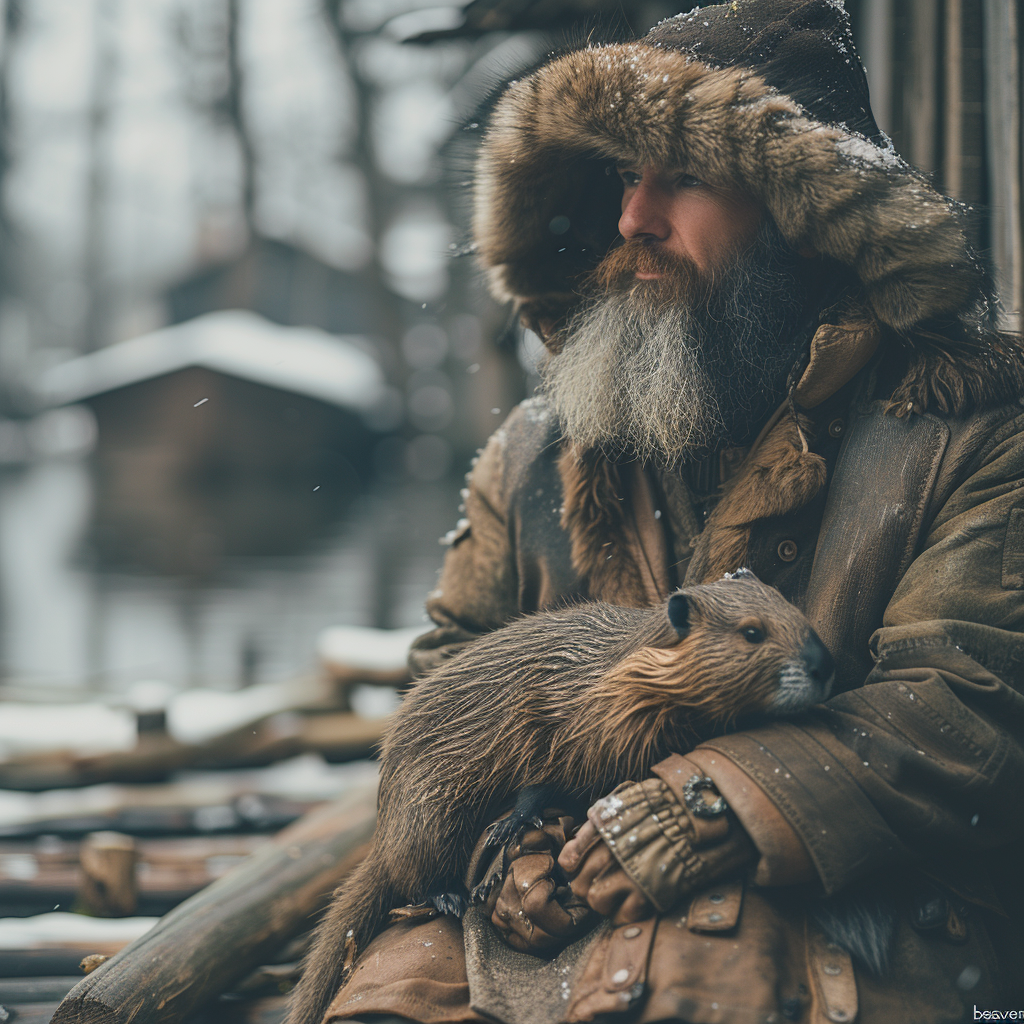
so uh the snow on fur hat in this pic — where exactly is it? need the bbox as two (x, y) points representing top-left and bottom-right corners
(473, 0), (982, 335)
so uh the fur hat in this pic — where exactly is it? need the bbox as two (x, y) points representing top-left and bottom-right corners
(647, 0), (883, 145)
(473, 0), (982, 337)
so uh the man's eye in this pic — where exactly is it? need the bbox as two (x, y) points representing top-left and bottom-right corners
(618, 169), (641, 186)
(676, 174), (703, 188)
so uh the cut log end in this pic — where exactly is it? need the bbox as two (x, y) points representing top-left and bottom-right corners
(50, 995), (128, 1024)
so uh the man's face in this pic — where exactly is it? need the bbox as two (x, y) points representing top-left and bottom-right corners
(616, 164), (763, 277)
(539, 164), (813, 466)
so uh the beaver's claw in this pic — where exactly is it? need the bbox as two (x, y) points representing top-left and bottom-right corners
(427, 890), (467, 918)
(483, 809), (541, 855)
(470, 872), (499, 904)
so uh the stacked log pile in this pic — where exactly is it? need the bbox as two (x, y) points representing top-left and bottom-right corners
(0, 625), (411, 1023)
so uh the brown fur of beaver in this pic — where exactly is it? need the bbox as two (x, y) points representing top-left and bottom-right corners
(287, 570), (833, 1024)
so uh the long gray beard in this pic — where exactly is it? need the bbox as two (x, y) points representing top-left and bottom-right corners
(540, 230), (812, 466)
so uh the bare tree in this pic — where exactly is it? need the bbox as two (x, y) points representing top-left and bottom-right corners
(81, 0), (119, 352)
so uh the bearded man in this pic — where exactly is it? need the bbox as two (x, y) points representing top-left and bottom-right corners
(299, 2), (1024, 1021)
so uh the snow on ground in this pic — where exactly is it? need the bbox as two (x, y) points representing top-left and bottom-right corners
(0, 912), (159, 948)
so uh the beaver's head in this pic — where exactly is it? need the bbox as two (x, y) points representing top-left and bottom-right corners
(665, 568), (834, 722)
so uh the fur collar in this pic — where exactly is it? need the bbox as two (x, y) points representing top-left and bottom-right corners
(558, 414), (827, 599)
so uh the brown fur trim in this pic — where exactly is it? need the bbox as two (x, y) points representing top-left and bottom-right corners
(887, 326), (1024, 417)
(688, 415), (827, 582)
(558, 444), (649, 605)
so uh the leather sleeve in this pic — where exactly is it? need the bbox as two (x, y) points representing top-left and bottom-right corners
(408, 421), (521, 677)
(693, 409), (1024, 896)
(408, 399), (583, 677)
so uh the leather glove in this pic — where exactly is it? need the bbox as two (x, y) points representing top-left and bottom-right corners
(559, 776), (755, 918)
(483, 813), (599, 955)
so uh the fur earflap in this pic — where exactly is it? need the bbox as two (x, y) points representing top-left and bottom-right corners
(687, 415), (827, 583)
(558, 445), (649, 605)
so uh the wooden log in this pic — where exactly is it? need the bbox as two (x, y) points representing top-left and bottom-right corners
(0, 710), (384, 792)
(50, 781), (376, 1024)
(78, 832), (138, 918)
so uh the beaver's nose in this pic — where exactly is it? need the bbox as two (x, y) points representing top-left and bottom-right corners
(802, 633), (835, 694)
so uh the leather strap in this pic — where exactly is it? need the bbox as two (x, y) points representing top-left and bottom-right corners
(688, 878), (743, 932)
(806, 922), (859, 1024)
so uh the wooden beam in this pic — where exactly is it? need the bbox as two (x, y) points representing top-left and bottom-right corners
(49, 783), (375, 1024)
(984, 0), (1024, 329)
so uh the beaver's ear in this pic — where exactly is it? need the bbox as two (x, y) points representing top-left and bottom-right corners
(667, 593), (691, 636)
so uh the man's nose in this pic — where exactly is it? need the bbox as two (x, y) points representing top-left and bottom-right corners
(618, 178), (671, 241)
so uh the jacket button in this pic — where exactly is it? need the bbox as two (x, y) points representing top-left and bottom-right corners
(622, 925), (641, 938)
(777, 539), (798, 561)
(828, 418), (845, 438)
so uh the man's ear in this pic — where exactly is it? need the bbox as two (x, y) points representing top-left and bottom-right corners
(667, 592), (691, 635)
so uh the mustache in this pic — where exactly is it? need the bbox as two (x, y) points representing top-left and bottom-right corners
(586, 238), (713, 304)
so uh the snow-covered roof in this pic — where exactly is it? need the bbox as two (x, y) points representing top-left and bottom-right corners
(38, 310), (386, 413)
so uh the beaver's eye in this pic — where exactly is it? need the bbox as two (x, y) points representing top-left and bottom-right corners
(741, 626), (765, 644)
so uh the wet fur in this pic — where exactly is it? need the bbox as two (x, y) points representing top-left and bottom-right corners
(811, 885), (899, 977)
(288, 576), (825, 1024)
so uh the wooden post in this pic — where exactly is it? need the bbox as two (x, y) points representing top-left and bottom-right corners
(49, 781), (376, 1024)
(984, 0), (1024, 331)
(78, 832), (138, 918)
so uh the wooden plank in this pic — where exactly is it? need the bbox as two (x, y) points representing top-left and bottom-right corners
(0, 794), (316, 840)
(906, 0), (941, 172)
(984, 0), (1024, 330)
(50, 782), (376, 1024)
(0, 949), (109, 977)
(0, 977), (82, 1002)
(860, 0), (896, 138)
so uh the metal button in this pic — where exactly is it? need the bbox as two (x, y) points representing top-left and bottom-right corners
(828, 418), (845, 438)
(708, 893), (724, 904)
(823, 964), (842, 975)
(622, 925), (641, 939)
(778, 539), (798, 562)
(707, 912), (722, 923)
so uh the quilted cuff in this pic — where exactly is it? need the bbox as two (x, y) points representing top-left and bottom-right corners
(587, 778), (704, 913)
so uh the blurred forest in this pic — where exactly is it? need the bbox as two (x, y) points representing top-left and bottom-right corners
(0, 0), (684, 694)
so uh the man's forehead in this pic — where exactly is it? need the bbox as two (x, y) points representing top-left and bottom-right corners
(615, 161), (688, 173)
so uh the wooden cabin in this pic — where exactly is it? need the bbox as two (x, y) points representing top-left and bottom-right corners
(38, 311), (388, 576)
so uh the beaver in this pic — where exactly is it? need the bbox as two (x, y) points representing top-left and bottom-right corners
(288, 569), (833, 1024)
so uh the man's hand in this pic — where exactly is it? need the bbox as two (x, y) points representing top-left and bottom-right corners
(558, 777), (756, 918)
(558, 818), (657, 923)
(484, 815), (598, 954)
